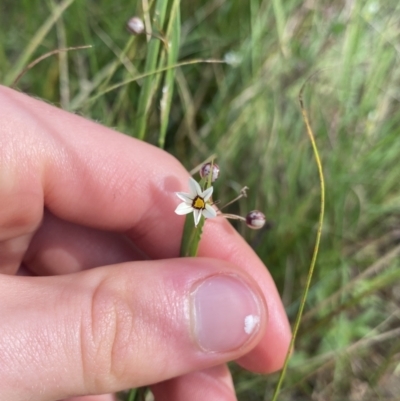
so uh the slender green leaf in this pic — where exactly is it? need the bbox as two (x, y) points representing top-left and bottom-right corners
(4, 0), (76, 86)
(85, 59), (225, 106)
(272, 0), (286, 54)
(180, 212), (205, 257)
(134, 0), (169, 140)
(271, 81), (325, 401)
(159, 0), (181, 148)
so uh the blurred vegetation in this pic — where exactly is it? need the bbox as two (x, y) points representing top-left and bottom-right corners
(2, 0), (400, 399)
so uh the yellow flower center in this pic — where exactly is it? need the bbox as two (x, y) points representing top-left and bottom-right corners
(192, 196), (205, 210)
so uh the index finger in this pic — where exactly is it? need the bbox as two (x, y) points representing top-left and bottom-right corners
(0, 85), (290, 373)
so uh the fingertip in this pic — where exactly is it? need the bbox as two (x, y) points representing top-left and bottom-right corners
(151, 365), (237, 401)
(236, 299), (291, 373)
(0, 258), (268, 400)
(62, 395), (117, 401)
(198, 221), (292, 373)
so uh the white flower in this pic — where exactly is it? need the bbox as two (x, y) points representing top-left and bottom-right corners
(175, 178), (217, 226)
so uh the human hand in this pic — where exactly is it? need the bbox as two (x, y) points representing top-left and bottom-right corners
(0, 86), (291, 401)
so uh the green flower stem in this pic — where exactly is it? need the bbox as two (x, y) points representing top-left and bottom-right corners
(180, 212), (205, 257)
(271, 79), (325, 401)
(180, 165), (214, 257)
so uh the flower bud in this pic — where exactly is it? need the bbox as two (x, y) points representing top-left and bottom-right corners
(246, 210), (266, 230)
(200, 162), (220, 182)
(126, 17), (145, 35)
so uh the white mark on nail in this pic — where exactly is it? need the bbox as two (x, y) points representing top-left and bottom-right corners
(244, 314), (260, 334)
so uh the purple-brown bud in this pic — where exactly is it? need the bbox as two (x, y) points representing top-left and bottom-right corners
(126, 17), (145, 35)
(200, 162), (220, 182)
(246, 210), (266, 230)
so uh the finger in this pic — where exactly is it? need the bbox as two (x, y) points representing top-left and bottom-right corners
(0, 85), (186, 259)
(199, 220), (291, 373)
(21, 212), (290, 374)
(152, 365), (237, 401)
(17, 264), (33, 276)
(0, 232), (36, 275)
(0, 86), (290, 372)
(0, 258), (267, 401)
(22, 213), (290, 374)
(23, 210), (147, 276)
(24, 218), (240, 401)
(63, 395), (116, 401)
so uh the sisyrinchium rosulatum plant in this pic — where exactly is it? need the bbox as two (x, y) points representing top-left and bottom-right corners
(175, 161), (266, 258)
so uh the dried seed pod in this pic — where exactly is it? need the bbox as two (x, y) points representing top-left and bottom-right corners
(200, 162), (220, 182)
(126, 17), (145, 35)
(246, 210), (266, 230)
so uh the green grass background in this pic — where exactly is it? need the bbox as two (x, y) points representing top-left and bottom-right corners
(2, 0), (400, 399)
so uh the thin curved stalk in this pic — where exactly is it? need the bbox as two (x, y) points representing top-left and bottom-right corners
(271, 77), (326, 401)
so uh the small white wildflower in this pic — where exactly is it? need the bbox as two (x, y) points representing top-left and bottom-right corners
(175, 178), (217, 226)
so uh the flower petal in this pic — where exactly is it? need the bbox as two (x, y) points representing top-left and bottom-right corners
(203, 204), (217, 219)
(193, 208), (202, 226)
(188, 177), (202, 197)
(202, 186), (214, 202)
(175, 192), (192, 203)
(175, 203), (193, 215)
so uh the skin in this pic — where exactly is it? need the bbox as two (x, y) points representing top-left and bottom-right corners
(0, 86), (291, 401)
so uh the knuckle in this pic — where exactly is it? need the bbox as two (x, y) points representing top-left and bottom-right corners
(81, 274), (136, 391)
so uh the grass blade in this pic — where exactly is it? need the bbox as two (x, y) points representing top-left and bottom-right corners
(85, 59), (225, 107)
(11, 46), (91, 88)
(159, 0), (181, 149)
(4, 0), (76, 86)
(271, 78), (326, 401)
(54, 3), (70, 110)
(134, 0), (169, 140)
(272, 0), (286, 54)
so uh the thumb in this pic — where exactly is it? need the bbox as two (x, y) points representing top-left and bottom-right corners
(0, 258), (267, 401)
